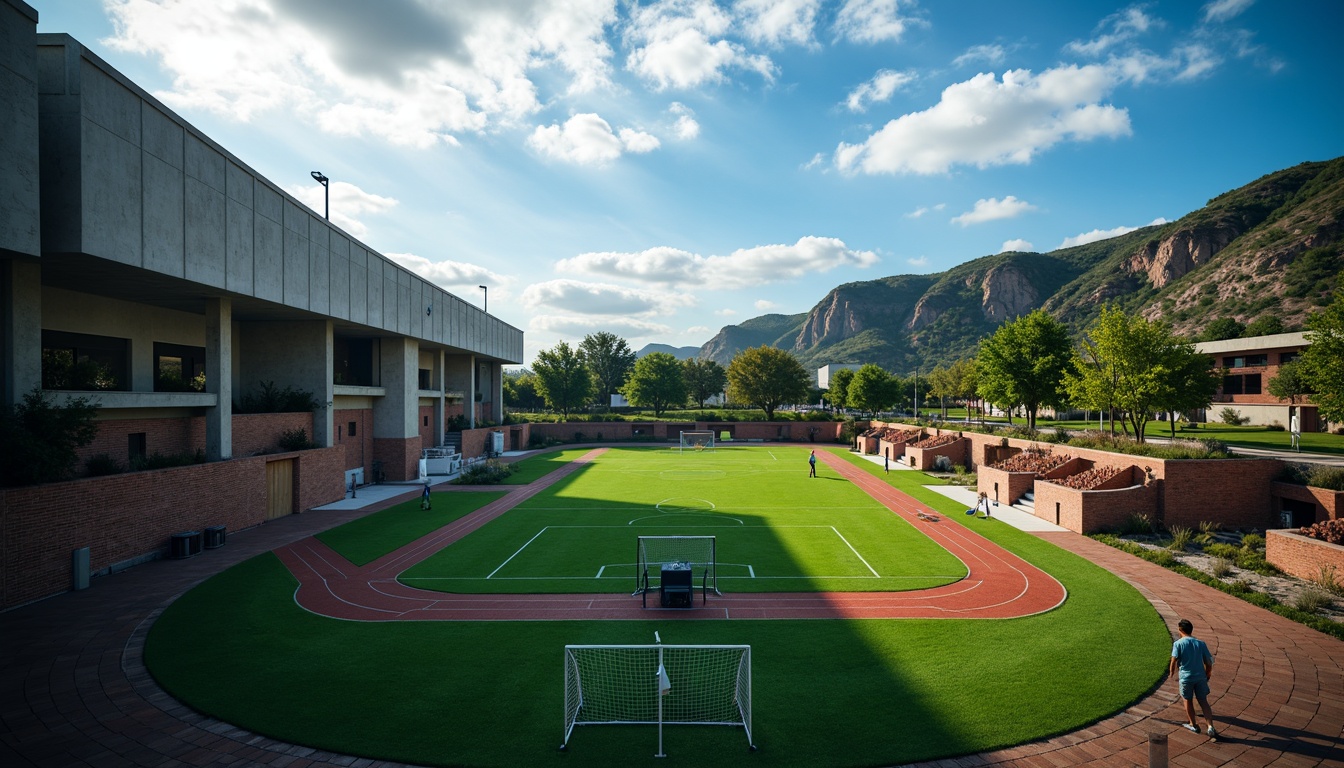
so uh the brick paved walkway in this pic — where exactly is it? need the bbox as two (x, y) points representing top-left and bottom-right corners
(3, 470), (1342, 766)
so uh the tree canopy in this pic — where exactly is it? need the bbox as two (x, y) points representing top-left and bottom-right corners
(1300, 293), (1344, 424)
(847, 364), (897, 415)
(823, 367), (855, 411)
(1200, 317), (1245, 342)
(531, 342), (592, 418)
(0, 388), (100, 487)
(726, 346), (810, 421)
(502, 369), (545, 411)
(976, 309), (1072, 429)
(579, 332), (636, 409)
(682, 358), (727, 408)
(622, 352), (687, 417)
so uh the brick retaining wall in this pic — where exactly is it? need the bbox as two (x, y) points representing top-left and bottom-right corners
(1272, 482), (1344, 525)
(1266, 529), (1344, 583)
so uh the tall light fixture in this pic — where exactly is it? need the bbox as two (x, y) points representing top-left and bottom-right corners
(310, 171), (329, 220)
(479, 285), (488, 314)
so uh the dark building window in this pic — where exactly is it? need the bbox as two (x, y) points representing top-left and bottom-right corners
(348, 421), (357, 437)
(1222, 374), (1262, 395)
(334, 337), (378, 386)
(41, 330), (129, 391)
(1223, 354), (1268, 368)
(1280, 351), (1299, 364)
(154, 342), (206, 391)
(423, 415), (429, 426)
(419, 369), (433, 389)
(128, 433), (146, 462)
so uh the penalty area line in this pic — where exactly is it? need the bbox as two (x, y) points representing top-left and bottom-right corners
(486, 527), (548, 579)
(832, 526), (880, 577)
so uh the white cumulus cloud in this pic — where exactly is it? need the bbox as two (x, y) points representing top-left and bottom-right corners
(556, 236), (878, 290)
(1000, 239), (1034, 252)
(669, 102), (701, 139)
(1067, 6), (1159, 57)
(520, 279), (695, 315)
(953, 44), (1007, 68)
(531, 315), (673, 338)
(528, 113), (659, 165)
(754, 299), (778, 311)
(845, 69), (915, 112)
(951, 196), (1037, 226)
(1202, 0), (1255, 23)
(384, 252), (509, 294)
(835, 65), (1131, 175)
(284, 180), (398, 241)
(833, 0), (924, 44)
(736, 0), (821, 47)
(625, 0), (775, 90)
(1057, 217), (1168, 249)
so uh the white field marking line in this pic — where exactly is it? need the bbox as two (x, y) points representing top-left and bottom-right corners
(627, 514), (745, 525)
(487, 526), (550, 579)
(831, 526), (880, 577)
(654, 497), (716, 511)
(767, 451), (777, 461)
(285, 548), (404, 616)
(596, 565), (604, 578)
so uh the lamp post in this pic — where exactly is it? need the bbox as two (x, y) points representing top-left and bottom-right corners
(479, 285), (488, 314)
(310, 171), (329, 220)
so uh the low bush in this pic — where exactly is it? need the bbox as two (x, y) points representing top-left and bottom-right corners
(1292, 588), (1334, 614)
(1240, 533), (1265, 550)
(1203, 542), (1241, 560)
(85, 453), (124, 477)
(1218, 407), (1250, 426)
(278, 428), (316, 452)
(1167, 526), (1193, 551)
(453, 459), (515, 485)
(130, 449), (206, 472)
(1119, 513), (1155, 535)
(1211, 558), (1234, 579)
(1196, 520), (1221, 545)
(1313, 565), (1344, 597)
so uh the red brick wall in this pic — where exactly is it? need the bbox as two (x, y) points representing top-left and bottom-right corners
(1272, 482), (1344, 524)
(334, 408), (373, 472)
(0, 447), (343, 609)
(232, 412), (313, 457)
(520, 421), (845, 449)
(1161, 459), (1281, 530)
(978, 467), (1036, 506)
(1266, 529), (1344, 582)
(77, 413), (317, 469)
(418, 405), (437, 447)
(1034, 479), (1159, 533)
(905, 438), (969, 470)
(373, 437), (421, 481)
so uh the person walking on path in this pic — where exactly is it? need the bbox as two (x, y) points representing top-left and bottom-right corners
(808, 450), (817, 478)
(884, 455), (890, 473)
(977, 491), (992, 518)
(1170, 618), (1218, 739)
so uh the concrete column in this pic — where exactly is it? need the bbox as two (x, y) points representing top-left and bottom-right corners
(1, 259), (42, 406)
(373, 337), (419, 439)
(432, 349), (445, 446)
(443, 353), (474, 429)
(239, 319), (333, 446)
(487, 360), (504, 423)
(204, 297), (232, 460)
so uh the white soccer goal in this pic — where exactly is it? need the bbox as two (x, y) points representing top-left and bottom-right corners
(678, 430), (716, 452)
(562, 633), (754, 756)
(634, 535), (719, 601)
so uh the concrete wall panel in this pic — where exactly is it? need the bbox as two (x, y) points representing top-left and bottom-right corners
(225, 161), (252, 207)
(81, 121), (141, 265)
(254, 180), (281, 223)
(0, 40), (40, 255)
(366, 261), (383, 327)
(330, 246), (349, 320)
(140, 102), (181, 169)
(349, 260), (367, 325)
(225, 197), (254, 294)
(184, 176), (226, 287)
(309, 239), (330, 315)
(140, 151), (183, 275)
(282, 226), (308, 308)
(253, 215), (283, 303)
(81, 59), (138, 145)
(183, 132), (224, 191)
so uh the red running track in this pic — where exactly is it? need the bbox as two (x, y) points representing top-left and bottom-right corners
(275, 448), (1067, 621)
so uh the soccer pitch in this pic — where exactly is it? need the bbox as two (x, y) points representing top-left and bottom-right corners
(400, 446), (967, 593)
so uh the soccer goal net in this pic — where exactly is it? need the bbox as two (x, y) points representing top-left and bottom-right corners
(679, 430), (716, 452)
(562, 637), (754, 756)
(634, 535), (719, 597)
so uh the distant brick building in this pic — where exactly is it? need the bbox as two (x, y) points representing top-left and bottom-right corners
(1193, 332), (1330, 432)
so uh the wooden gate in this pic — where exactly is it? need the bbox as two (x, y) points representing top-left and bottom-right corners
(266, 459), (294, 520)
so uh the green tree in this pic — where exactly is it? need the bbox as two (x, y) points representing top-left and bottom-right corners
(824, 367), (855, 411)
(0, 388), (100, 487)
(1200, 317), (1245, 341)
(579, 332), (636, 410)
(948, 358), (979, 422)
(1244, 315), (1286, 338)
(531, 342), (592, 419)
(847, 364), (897, 416)
(976, 309), (1072, 430)
(682, 358), (727, 409)
(1154, 341), (1222, 439)
(503, 370), (545, 411)
(726, 346), (810, 421)
(1268, 360), (1311, 405)
(927, 364), (958, 419)
(622, 352), (687, 417)
(1300, 293), (1344, 424)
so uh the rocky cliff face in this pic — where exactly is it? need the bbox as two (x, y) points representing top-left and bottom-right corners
(1124, 226), (1238, 288)
(978, 264), (1039, 321)
(797, 290), (864, 348)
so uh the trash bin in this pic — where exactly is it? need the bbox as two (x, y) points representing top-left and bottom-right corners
(203, 525), (227, 549)
(660, 562), (693, 609)
(171, 531), (202, 559)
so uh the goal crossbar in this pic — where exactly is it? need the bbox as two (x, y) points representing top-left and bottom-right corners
(678, 430), (716, 452)
(634, 535), (719, 597)
(562, 643), (753, 755)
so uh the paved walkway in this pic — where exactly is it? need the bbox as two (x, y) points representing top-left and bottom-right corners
(3, 448), (1341, 767)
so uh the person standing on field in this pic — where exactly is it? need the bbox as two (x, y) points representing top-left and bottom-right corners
(1170, 619), (1218, 739)
(808, 450), (817, 478)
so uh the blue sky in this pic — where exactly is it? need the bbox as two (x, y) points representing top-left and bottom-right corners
(32, 1), (1344, 365)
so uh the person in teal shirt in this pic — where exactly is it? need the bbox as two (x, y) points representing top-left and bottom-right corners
(1169, 618), (1217, 739)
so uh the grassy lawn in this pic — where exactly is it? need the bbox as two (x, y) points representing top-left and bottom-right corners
(501, 447), (596, 484)
(403, 446), (964, 594)
(145, 445), (1170, 768)
(316, 492), (506, 566)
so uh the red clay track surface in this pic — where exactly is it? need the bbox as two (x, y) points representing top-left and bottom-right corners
(275, 449), (1067, 622)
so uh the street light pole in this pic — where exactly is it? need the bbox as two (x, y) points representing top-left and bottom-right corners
(310, 171), (329, 220)
(479, 285), (488, 314)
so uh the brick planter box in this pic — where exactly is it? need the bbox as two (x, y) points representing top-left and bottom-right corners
(905, 436), (969, 470)
(1034, 475), (1157, 533)
(1267, 528), (1344, 582)
(1272, 482), (1344, 525)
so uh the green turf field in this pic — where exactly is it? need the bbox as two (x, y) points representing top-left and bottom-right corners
(401, 446), (964, 593)
(145, 445), (1171, 767)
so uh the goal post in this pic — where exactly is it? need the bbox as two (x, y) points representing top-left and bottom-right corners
(562, 637), (754, 755)
(634, 535), (719, 597)
(678, 430), (716, 452)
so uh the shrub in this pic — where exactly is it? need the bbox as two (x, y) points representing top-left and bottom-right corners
(452, 459), (515, 485)
(0, 388), (100, 487)
(1292, 588), (1333, 614)
(1312, 565), (1344, 597)
(278, 428), (316, 452)
(1266, 421), (1285, 431)
(1211, 557), (1234, 579)
(1167, 526), (1193, 551)
(85, 453), (124, 477)
(1120, 513), (1155, 535)
(1301, 519), (1344, 545)
(236, 381), (319, 414)
(130, 449), (206, 472)
(1146, 549), (1178, 567)
(1305, 466), (1344, 492)
(1240, 533), (1265, 550)
(1196, 520), (1221, 545)
(1203, 542), (1240, 560)
(1218, 407), (1250, 426)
